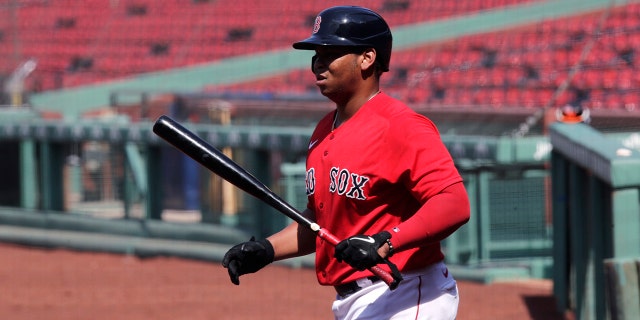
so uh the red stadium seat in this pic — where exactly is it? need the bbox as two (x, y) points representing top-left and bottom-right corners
(5, 0), (640, 116)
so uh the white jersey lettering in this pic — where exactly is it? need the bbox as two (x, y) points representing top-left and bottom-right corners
(325, 166), (369, 200)
(305, 168), (316, 195)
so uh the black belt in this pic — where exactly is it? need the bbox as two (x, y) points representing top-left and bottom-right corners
(334, 276), (381, 297)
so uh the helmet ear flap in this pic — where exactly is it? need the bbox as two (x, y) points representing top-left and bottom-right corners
(311, 55), (318, 73)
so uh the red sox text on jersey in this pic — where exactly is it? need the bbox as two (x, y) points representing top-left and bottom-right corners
(306, 167), (370, 200)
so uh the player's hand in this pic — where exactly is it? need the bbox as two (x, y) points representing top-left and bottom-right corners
(334, 231), (392, 271)
(222, 237), (274, 285)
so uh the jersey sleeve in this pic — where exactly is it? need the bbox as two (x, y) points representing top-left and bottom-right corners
(390, 113), (462, 201)
(385, 113), (469, 250)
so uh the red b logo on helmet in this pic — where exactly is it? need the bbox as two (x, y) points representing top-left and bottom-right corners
(312, 16), (322, 34)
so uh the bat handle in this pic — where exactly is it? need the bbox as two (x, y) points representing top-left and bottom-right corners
(317, 228), (402, 290)
(371, 265), (401, 290)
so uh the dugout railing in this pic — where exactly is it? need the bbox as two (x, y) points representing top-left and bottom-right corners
(0, 109), (556, 283)
(549, 122), (640, 320)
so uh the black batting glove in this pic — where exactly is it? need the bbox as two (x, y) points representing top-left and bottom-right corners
(222, 237), (275, 285)
(334, 231), (392, 271)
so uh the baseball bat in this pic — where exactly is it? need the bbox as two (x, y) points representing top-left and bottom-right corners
(152, 115), (400, 290)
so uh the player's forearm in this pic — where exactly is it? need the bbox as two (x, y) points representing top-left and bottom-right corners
(388, 181), (470, 251)
(267, 209), (317, 261)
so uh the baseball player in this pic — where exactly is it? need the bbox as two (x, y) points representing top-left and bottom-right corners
(222, 6), (470, 319)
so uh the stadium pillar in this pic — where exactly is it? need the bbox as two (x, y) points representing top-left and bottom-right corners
(477, 171), (492, 263)
(20, 140), (38, 209)
(39, 141), (65, 211)
(568, 163), (592, 320)
(611, 189), (640, 258)
(145, 145), (163, 220)
(551, 151), (569, 313)
(243, 149), (287, 238)
(463, 172), (479, 264)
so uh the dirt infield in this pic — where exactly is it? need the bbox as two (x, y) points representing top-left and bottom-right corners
(0, 243), (566, 319)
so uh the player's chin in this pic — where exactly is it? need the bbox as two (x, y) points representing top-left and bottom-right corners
(316, 84), (330, 96)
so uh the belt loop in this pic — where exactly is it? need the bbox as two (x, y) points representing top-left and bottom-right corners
(335, 276), (381, 297)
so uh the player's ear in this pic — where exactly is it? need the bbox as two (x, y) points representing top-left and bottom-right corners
(360, 48), (376, 71)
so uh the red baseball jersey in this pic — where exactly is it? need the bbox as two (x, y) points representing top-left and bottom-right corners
(305, 92), (463, 286)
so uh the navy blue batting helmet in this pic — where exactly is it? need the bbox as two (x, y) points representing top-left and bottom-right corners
(293, 6), (393, 72)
